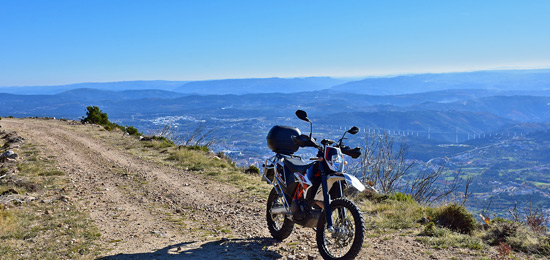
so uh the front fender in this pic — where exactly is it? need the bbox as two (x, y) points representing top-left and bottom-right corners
(313, 173), (366, 201)
(342, 173), (365, 192)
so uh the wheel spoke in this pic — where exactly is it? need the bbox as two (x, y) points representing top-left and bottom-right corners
(323, 206), (355, 257)
(316, 198), (365, 260)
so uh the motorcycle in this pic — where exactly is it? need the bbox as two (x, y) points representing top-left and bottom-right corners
(261, 110), (366, 260)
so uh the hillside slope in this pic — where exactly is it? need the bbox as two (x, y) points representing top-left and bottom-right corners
(0, 118), (528, 259)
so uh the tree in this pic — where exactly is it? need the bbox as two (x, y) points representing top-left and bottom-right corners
(359, 130), (466, 204)
(360, 131), (415, 194)
(81, 106), (109, 125)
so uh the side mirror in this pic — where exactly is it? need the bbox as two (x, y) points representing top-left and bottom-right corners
(348, 126), (359, 135)
(295, 110), (310, 122)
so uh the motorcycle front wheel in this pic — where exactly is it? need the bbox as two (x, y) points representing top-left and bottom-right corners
(316, 198), (365, 260)
(266, 187), (294, 240)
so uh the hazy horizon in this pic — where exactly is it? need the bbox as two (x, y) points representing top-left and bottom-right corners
(1, 1), (549, 86)
(1, 67), (550, 88)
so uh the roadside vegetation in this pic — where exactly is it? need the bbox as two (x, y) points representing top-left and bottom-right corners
(355, 130), (550, 258)
(356, 191), (549, 258)
(0, 139), (102, 259)
(81, 106), (141, 136)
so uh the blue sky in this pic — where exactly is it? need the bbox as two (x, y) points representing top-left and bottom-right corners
(1, 0), (549, 86)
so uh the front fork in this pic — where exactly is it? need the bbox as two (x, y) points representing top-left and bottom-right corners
(320, 163), (346, 232)
(319, 163), (335, 231)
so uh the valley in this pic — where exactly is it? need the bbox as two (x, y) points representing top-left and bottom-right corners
(1, 69), (550, 220)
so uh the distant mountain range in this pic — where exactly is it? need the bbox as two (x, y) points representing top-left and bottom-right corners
(0, 77), (346, 95)
(0, 80), (189, 95)
(2, 68), (549, 96)
(331, 69), (550, 95)
(174, 77), (347, 94)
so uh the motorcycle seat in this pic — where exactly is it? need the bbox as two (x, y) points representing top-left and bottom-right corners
(284, 157), (314, 174)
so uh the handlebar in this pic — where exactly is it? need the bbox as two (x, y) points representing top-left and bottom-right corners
(293, 135), (361, 158)
(292, 134), (320, 149)
(341, 145), (362, 159)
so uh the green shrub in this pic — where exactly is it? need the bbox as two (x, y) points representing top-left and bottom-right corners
(389, 192), (416, 203)
(125, 126), (141, 136)
(185, 145), (209, 152)
(152, 136), (174, 144)
(433, 203), (477, 234)
(244, 165), (260, 174)
(81, 106), (109, 125)
(485, 220), (520, 245)
(80, 106), (129, 133)
(421, 222), (439, 237)
(506, 226), (550, 255)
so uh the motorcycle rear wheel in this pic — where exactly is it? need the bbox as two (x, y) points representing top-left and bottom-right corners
(316, 198), (365, 260)
(266, 187), (294, 240)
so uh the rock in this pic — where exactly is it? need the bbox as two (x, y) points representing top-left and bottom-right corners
(59, 195), (71, 202)
(2, 132), (25, 146)
(1, 150), (18, 161)
(140, 136), (155, 141)
(1, 188), (18, 195)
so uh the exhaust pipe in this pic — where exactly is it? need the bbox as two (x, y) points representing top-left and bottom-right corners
(270, 206), (288, 215)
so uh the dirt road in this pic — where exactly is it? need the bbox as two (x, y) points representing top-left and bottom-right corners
(2, 118), (492, 259)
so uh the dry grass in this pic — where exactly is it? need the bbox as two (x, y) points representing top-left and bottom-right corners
(78, 123), (271, 197)
(358, 193), (550, 257)
(0, 142), (102, 259)
(168, 148), (270, 197)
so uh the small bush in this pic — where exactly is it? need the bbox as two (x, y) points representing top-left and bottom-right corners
(421, 222), (438, 236)
(433, 203), (477, 234)
(506, 227), (550, 255)
(244, 165), (260, 174)
(494, 242), (512, 260)
(185, 145), (209, 152)
(389, 192), (416, 203)
(485, 220), (520, 245)
(146, 140), (174, 149)
(151, 136), (175, 145)
(125, 126), (141, 136)
(525, 208), (547, 234)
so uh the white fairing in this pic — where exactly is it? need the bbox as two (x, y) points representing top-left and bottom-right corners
(344, 173), (365, 192)
(313, 173), (365, 201)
